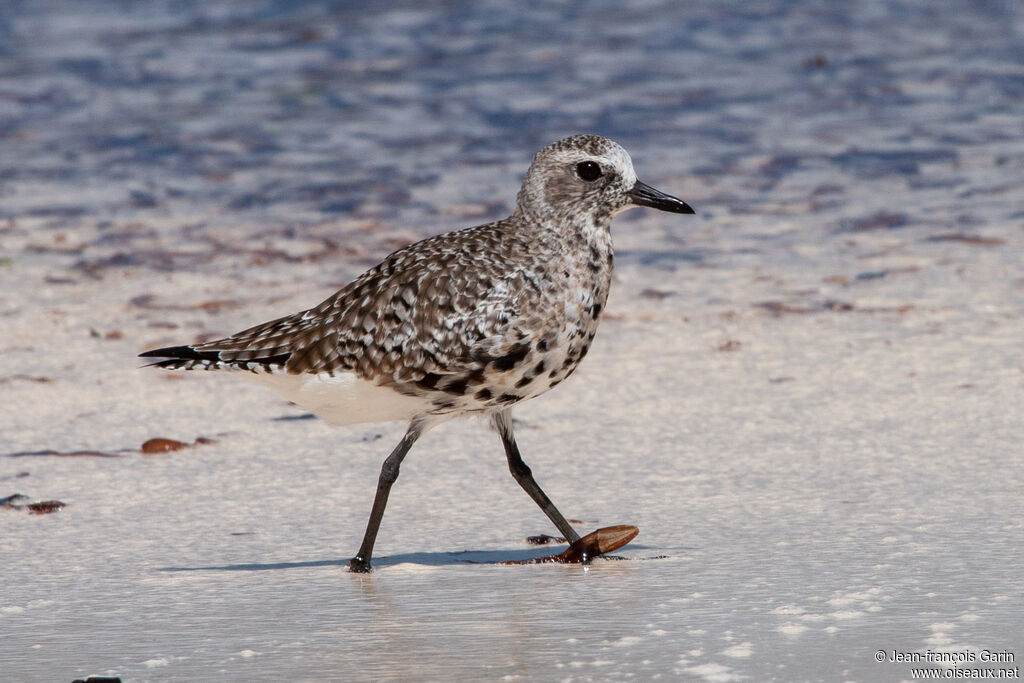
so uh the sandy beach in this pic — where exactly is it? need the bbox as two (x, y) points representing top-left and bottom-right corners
(2, 2), (1022, 681)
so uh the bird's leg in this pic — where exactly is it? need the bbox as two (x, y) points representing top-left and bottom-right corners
(349, 422), (422, 573)
(492, 410), (582, 545)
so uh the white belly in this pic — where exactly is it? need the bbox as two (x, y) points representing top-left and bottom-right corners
(244, 370), (427, 426)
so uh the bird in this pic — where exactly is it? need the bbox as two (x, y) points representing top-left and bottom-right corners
(140, 134), (694, 572)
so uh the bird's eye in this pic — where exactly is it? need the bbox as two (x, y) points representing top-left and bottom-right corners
(576, 161), (603, 182)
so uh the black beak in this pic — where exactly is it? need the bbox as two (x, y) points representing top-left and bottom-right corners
(628, 180), (695, 214)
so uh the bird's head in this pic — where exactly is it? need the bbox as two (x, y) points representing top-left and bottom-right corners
(516, 134), (694, 223)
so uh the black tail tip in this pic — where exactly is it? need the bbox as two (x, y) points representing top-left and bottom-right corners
(139, 345), (218, 361)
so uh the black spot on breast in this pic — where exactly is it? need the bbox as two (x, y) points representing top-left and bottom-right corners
(536, 339), (549, 353)
(492, 342), (531, 372)
(470, 349), (494, 365)
(515, 375), (533, 389)
(590, 303), (602, 318)
(475, 388), (492, 401)
(416, 373), (442, 390)
(533, 360), (546, 374)
(589, 244), (601, 262)
(442, 377), (468, 395)
(497, 393), (519, 404)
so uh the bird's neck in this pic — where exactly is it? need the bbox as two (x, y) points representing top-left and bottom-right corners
(516, 204), (613, 244)
(509, 207), (614, 281)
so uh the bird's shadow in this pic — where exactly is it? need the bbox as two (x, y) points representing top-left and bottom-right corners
(158, 544), (661, 572)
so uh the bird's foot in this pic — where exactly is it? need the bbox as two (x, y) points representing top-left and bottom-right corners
(348, 555), (372, 573)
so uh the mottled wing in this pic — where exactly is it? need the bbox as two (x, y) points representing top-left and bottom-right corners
(291, 220), (547, 392)
(144, 218), (554, 416)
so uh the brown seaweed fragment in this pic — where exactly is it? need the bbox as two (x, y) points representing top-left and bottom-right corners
(503, 525), (639, 565)
(140, 436), (215, 454)
(2, 494), (66, 514)
(140, 437), (188, 453)
(27, 500), (65, 514)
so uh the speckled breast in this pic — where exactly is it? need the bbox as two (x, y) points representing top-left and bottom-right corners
(460, 224), (614, 414)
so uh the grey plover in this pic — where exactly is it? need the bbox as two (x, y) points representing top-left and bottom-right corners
(141, 134), (694, 572)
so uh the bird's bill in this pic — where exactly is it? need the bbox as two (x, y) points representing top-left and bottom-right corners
(627, 180), (695, 214)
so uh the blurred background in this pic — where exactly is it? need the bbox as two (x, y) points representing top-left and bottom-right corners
(3, 1), (1021, 272)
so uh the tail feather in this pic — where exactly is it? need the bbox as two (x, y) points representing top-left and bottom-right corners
(139, 345), (220, 361)
(139, 345), (290, 371)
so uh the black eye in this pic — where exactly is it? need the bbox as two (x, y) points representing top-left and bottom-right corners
(576, 161), (603, 182)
